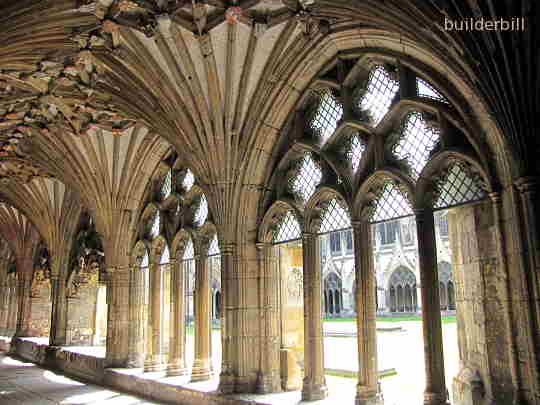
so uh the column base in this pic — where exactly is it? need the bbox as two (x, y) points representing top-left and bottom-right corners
(302, 380), (328, 401)
(423, 390), (449, 405)
(356, 390), (384, 405)
(166, 362), (188, 377)
(218, 372), (236, 394)
(190, 359), (213, 382)
(144, 356), (165, 372)
(256, 372), (282, 394)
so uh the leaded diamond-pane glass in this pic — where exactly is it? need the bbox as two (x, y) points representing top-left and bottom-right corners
(208, 234), (220, 256)
(273, 211), (301, 243)
(417, 78), (448, 103)
(319, 199), (351, 234)
(141, 252), (149, 268)
(371, 182), (412, 223)
(161, 246), (170, 264)
(393, 112), (440, 179)
(309, 89), (343, 143)
(348, 135), (366, 172)
(434, 163), (486, 209)
(150, 211), (160, 237)
(183, 238), (194, 260)
(162, 170), (172, 199)
(358, 66), (400, 126)
(183, 169), (195, 191)
(195, 194), (208, 225)
(291, 154), (322, 203)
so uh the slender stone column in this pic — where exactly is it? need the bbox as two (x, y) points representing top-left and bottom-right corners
(301, 232), (328, 401)
(218, 243), (236, 393)
(0, 281), (9, 335)
(191, 251), (213, 381)
(145, 260), (164, 371)
(127, 264), (145, 368)
(352, 221), (382, 404)
(8, 282), (17, 336)
(15, 274), (33, 337)
(415, 209), (448, 405)
(49, 274), (68, 345)
(256, 243), (281, 393)
(106, 266), (130, 367)
(168, 258), (188, 375)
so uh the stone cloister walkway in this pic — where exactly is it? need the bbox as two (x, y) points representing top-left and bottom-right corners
(0, 353), (164, 404)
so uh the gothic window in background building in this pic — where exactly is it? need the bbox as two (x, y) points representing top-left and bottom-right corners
(379, 221), (398, 245)
(401, 218), (413, 245)
(330, 232), (341, 256)
(344, 230), (353, 253)
(438, 213), (449, 237)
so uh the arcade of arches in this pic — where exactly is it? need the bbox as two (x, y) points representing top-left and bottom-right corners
(0, 2), (538, 405)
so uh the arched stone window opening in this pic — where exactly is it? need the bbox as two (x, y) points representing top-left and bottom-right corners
(258, 53), (496, 403)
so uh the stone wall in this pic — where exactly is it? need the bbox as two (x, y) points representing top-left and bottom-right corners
(67, 283), (99, 346)
(28, 283), (51, 337)
(449, 200), (514, 404)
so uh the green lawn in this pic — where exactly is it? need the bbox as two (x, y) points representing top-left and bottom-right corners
(324, 315), (457, 324)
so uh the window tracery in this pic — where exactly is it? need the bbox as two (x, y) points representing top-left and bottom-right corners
(308, 88), (343, 143)
(162, 169), (172, 199)
(183, 169), (195, 191)
(393, 111), (440, 179)
(273, 211), (301, 244)
(347, 134), (366, 172)
(150, 210), (160, 237)
(370, 182), (413, 223)
(356, 65), (400, 125)
(434, 162), (486, 209)
(290, 153), (322, 203)
(319, 198), (351, 234)
(417, 78), (448, 103)
(195, 194), (208, 225)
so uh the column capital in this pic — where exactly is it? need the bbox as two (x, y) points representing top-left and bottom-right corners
(302, 231), (314, 241)
(256, 242), (270, 250)
(515, 176), (537, 194)
(488, 191), (502, 204)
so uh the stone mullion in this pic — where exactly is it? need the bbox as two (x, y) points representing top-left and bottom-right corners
(255, 243), (281, 393)
(106, 266), (130, 367)
(218, 243), (236, 393)
(127, 264), (145, 368)
(352, 221), (381, 405)
(301, 232), (328, 401)
(168, 258), (188, 376)
(415, 209), (448, 405)
(191, 252), (212, 381)
(145, 261), (164, 371)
